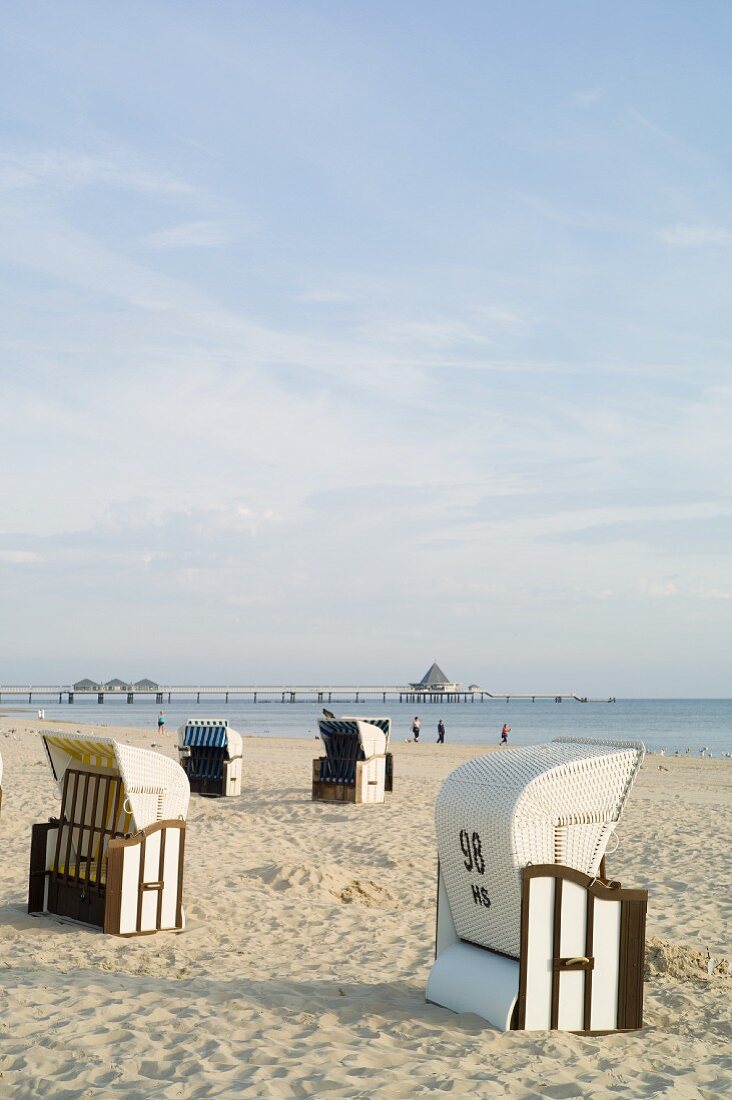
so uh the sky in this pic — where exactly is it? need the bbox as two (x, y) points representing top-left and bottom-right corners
(1, 1), (731, 694)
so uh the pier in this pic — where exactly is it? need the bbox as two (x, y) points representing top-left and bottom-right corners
(0, 684), (616, 705)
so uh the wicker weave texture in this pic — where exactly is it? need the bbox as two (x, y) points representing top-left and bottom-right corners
(40, 732), (190, 831)
(339, 716), (392, 748)
(435, 739), (644, 958)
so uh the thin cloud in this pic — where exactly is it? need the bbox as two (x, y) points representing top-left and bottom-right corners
(658, 224), (732, 247)
(0, 148), (195, 197)
(296, 288), (353, 303)
(573, 88), (603, 108)
(143, 220), (232, 249)
(0, 550), (41, 564)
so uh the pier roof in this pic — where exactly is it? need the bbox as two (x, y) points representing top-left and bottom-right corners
(411, 662), (455, 688)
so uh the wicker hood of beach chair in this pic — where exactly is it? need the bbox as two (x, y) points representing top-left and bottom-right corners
(312, 718), (389, 804)
(177, 718), (243, 797)
(28, 731), (190, 936)
(427, 737), (649, 1032)
(338, 717), (394, 791)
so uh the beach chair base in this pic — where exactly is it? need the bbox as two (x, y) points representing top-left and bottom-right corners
(186, 756), (242, 797)
(29, 818), (187, 936)
(311, 756), (387, 804)
(427, 863), (647, 1032)
(181, 753), (242, 797)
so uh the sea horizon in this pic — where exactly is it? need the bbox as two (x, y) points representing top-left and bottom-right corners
(6, 695), (730, 756)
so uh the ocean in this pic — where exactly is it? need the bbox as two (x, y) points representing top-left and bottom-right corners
(6, 696), (731, 756)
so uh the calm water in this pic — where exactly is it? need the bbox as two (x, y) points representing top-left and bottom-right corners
(6, 696), (731, 756)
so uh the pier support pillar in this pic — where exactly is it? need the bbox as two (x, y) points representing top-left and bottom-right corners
(127, 693), (134, 704)
(225, 692), (229, 703)
(168, 692), (171, 703)
(68, 692), (74, 704)
(156, 692), (163, 704)
(98, 693), (104, 704)
(254, 692), (257, 703)
(197, 692), (200, 704)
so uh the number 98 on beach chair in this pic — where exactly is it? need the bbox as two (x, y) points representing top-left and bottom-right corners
(312, 717), (389, 804)
(427, 738), (648, 1032)
(28, 732), (189, 936)
(177, 718), (243, 797)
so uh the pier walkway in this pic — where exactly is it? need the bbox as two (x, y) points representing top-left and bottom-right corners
(0, 685), (615, 705)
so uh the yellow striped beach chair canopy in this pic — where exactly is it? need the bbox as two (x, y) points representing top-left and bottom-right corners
(41, 731), (190, 831)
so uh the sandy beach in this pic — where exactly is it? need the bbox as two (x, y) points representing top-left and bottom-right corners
(0, 715), (729, 1099)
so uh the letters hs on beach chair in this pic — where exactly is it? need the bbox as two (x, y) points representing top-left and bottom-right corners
(427, 737), (648, 1032)
(28, 732), (190, 936)
(178, 718), (243, 797)
(312, 716), (391, 804)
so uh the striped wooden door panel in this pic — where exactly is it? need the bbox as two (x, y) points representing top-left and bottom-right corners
(517, 864), (647, 1032)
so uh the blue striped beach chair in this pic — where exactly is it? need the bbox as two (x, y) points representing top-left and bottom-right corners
(312, 717), (388, 804)
(178, 719), (243, 797)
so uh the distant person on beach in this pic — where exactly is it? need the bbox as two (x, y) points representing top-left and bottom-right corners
(437, 719), (445, 744)
(158, 711), (165, 732)
(500, 723), (510, 745)
(412, 716), (421, 742)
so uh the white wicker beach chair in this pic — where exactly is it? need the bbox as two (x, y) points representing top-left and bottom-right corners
(178, 718), (243, 797)
(28, 732), (190, 936)
(312, 717), (388, 804)
(427, 737), (648, 1032)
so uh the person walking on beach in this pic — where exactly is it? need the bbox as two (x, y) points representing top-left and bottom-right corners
(437, 719), (446, 744)
(158, 710), (166, 733)
(500, 723), (510, 745)
(412, 716), (421, 742)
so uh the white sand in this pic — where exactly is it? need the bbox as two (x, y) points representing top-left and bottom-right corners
(0, 715), (729, 1098)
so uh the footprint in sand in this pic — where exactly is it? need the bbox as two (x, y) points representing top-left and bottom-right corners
(246, 863), (402, 908)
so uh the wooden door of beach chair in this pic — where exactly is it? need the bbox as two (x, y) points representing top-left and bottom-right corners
(312, 719), (387, 804)
(426, 737), (648, 1031)
(29, 733), (190, 935)
(41, 765), (132, 926)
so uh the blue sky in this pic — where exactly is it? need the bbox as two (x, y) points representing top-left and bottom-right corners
(1, 2), (731, 693)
